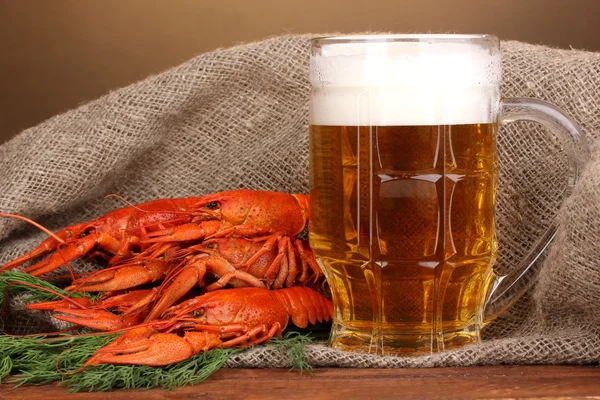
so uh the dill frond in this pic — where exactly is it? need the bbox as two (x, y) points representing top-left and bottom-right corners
(273, 331), (315, 375)
(0, 271), (98, 307)
(0, 330), (316, 392)
(63, 347), (242, 392)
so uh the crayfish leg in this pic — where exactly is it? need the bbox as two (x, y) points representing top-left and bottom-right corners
(205, 257), (266, 291)
(294, 239), (322, 283)
(108, 235), (140, 266)
(220, 322), (282, 348)
(284, 237), (298, 288)
(143, 255), (208, 322)
(140, 221), (220, 244)
(272, 249), (289, 290)
(208, 224), (273, 239)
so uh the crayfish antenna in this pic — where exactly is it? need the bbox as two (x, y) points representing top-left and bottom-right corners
(1, 280), (88, 318)
(1, 326), (79, 339)
(0, 213), (65, 246)
(0, 213), (82, 293)
(0, 213), (67, 272)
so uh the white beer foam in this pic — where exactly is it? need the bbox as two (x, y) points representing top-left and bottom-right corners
(310, 39), (501, 126)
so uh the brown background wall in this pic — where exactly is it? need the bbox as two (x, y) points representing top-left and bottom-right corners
(1, 0), (599, 144)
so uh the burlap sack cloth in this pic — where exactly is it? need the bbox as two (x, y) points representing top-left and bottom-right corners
(0, 35), (599, 367)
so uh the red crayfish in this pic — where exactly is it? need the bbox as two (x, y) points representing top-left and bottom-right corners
(1, 189), (330, 367)
(43, 286), (332, 366)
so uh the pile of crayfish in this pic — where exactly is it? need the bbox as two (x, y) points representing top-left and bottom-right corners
(1, 189), (333, 367)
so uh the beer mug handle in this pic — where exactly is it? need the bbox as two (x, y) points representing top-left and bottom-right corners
(483, 97), (590, 322)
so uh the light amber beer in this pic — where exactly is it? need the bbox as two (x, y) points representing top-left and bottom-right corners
(310, 123), (497, 354)
(309, 36), (501, 355)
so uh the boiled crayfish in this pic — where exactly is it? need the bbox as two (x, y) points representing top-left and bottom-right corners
(1, 190), (331, 367)
(2, 190), (315, 277)
(68, 286), (331, 366)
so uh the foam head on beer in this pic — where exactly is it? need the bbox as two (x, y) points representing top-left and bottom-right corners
(310, 35), (501, 126)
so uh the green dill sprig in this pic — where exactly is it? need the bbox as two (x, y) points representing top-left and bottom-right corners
(0, 272), (320, 391)
(0, 271), (101, 306)
(274, 331), (316, 374)
(63, 347), (241, 392)
(0, 333), (116, 383)
(0, 332), (239, 391)
(0, 330), (316, 392)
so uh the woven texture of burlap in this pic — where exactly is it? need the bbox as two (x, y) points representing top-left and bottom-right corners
(1, 35), (599, 367)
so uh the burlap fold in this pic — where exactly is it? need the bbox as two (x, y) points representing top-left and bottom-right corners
(1, 35), (599, 366)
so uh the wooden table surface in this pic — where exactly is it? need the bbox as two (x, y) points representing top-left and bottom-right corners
(1, 365), (599, 399)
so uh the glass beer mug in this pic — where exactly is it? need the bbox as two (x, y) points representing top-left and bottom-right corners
(308, 35), (589, 355)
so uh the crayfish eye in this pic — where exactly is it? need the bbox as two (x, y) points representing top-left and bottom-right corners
(191, 307), (206, 317)
(297, 224), (309, 241)
(80, 228), (93, 238)
(205, 202), (218, 210)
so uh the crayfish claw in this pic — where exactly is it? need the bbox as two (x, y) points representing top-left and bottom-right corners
(52, 307), (139, 331)
(86, 331), (222, 366)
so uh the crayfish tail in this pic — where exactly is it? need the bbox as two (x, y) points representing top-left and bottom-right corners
(274, 286), (333, 328)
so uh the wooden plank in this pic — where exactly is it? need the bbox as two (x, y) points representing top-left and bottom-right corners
(1, 365), (599, 399)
